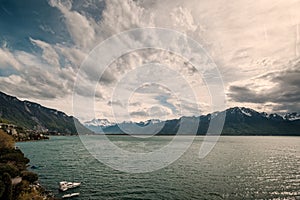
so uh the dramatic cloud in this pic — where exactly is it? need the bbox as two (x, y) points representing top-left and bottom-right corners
(228, 59), (300, 113)
(0, 45), (76, 100)
(30, 38), (60, 66)
(49, 0), (97, 49)
(0, 0), (300, 121)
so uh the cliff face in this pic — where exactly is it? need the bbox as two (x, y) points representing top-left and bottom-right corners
(0, 91), (89, 134)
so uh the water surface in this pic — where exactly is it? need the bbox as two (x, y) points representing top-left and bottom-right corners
(18, 136), (300, 199)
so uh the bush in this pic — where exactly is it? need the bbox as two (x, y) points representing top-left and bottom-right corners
(13, 180), (30, 199)
(1, 173), (12, 200)
(0, 152), (30, 166)
(21, 171), (38, 184)
(0, 164), (19, 178)
(0, 130), (14, 150)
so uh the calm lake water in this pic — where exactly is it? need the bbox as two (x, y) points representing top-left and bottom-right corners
(18, 136), (300, 200)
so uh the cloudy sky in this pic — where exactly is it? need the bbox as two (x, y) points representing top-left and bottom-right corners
(0, 0), (300, 122)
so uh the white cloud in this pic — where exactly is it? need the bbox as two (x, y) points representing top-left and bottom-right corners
(55, 45), (87, 68)
(49, 0), (96, 50)
(0, 48), (22, 71)
(1, 0), (300, 120)
(30, 38), (60, 67)
(0, 46), (77, 103)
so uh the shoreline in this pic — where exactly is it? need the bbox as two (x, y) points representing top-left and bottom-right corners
(0, 130), (60, 200)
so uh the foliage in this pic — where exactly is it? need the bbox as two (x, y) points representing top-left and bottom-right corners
(13, 180), (30, 199)
(17, 191), (44, 200)
(0, 151), (30, 165)
(0, 130), (15, 150)
(0, 164), (19, 178)
(21, 171), (38, 184)
(0, 149), (29, 172)
(14, 180), (47, 200)
(1, 173), (12, 200)
(0, 122), (53, 199)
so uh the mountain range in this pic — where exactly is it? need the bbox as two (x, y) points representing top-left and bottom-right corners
(0, 91), (89, 134)
(1, 91), (299, 136)
(84, 107), (300, 136)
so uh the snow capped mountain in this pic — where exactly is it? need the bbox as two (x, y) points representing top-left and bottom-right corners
(84, 119), (115, 127)
(284, 113), (300, 121)
(84, 118), (162, 128)
(267, 113), (284, 121)
(227, 107), (259, 117)
(261, 112), (269, 118)
(240, 108), (252, 117)
(226, 107), (293, 121)
(140, 119), (162, 125)
(83, 107), (300, 135)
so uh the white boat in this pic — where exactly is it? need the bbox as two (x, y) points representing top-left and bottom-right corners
(59, 181), (81, 191)
(62, 192), (80, 198)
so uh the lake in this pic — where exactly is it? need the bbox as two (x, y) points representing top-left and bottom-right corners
(17, 136), (300, 199)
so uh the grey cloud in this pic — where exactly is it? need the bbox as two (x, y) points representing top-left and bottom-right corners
(130, 106), (171, 118)
(0, 50), (75, 100)
(0, 76), (62, 100)
(129, 102), (141, 107)
(135, 83), (172, 95)
(130, 110), (148, 117)
(228, 86), (268, 104)
(272, 103), (300, 113)
(180, 101), (202, 116)
(99, 70), (117, 85)
(228, 62), (300, 112)
(107, 100), (123, 107)
(74, 82), (103, 99)
(187, 65), (197, 75)
(2, 0), (300, 120)
(272, 68), (300, 86)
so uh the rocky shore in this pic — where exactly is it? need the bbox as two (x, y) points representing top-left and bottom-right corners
(0, 130), (59, 200)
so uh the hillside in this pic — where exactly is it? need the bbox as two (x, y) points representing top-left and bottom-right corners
(0, 91), (89, 134)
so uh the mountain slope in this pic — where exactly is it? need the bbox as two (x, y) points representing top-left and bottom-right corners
(88, 107), (300, 136)
(0, 91), (89, 134)
(220, 107), (300, 135)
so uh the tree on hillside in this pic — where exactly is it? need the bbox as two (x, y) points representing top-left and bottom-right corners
(0, 130), (14, 150)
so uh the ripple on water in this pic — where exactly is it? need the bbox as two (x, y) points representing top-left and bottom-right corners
(17, 136), (300, 200)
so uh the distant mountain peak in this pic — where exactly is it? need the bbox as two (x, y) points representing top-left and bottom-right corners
(227, 107), (258, 117)
(284, 112), (300, 121)
(267, 113), (284, 121)
(87, 107), (300, 135)
(84, 118), (116, 127)
(140, 119), (162, 125)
